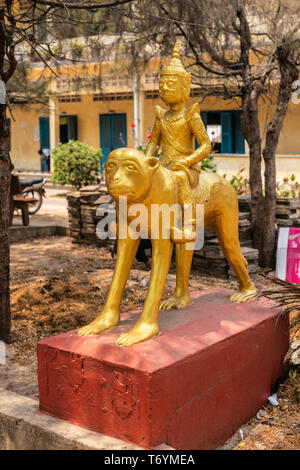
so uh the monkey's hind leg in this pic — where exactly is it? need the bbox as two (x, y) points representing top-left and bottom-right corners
(215, 211), (257, 303)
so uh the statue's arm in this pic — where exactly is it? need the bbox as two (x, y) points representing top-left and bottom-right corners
(146, 108), (162, 157)
(185, 106), (211, 167)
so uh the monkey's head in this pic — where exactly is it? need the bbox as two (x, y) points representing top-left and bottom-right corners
(105, 148), (159, 203)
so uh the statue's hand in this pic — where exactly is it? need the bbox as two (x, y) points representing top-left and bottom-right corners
(172, 159), (188, 171)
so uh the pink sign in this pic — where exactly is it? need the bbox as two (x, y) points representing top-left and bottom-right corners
(286, 227), (300, 282)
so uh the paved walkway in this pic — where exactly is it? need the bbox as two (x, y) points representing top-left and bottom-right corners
(11, 188), (69, 228)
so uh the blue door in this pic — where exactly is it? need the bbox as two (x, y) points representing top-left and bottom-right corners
(100, 114), (127, 169)
(233, 111), (245, 154)
(39, 117), (50, 171)
(221, 112), (233, 154)
(39, 117), (50, 149)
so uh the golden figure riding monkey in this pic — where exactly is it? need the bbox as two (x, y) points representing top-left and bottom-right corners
(146, 42), (211, 242)
(78, 43), (257, 347)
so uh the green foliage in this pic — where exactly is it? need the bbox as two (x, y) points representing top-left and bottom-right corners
(137, 145), (162, 158)
(276, 175), (300, 198)
(137, 145), (147, 154)
(51, 140), (102, 189)
(70, 40), (83, 57)
(222, 172), (300, 198)
(223, 169), (250, 195)
(51, 44), (62, 56)
(199, 154), (217, 172)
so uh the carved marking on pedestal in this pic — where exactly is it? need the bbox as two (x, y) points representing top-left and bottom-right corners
(111, 371), (137, 420)
(86, 392), (96, 407)
(56, 384), (64, 397)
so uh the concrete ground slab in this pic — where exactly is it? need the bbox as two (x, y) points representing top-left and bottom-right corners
(9, 225), (68, 242)
(9, 189), (69, 242)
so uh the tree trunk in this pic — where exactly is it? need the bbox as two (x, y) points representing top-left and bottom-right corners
(241, 89), (264, 259)
(0, 5), (17, 341)
(262, 148), (276, 268)
(261, 47), (299, 268)
(0, 103), (12, 341)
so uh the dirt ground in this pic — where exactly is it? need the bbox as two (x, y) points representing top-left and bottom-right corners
(1, 236), (299, 450)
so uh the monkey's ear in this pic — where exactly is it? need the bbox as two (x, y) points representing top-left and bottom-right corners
(146, 156), (159, 173)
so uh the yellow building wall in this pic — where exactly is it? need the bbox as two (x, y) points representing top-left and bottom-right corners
(264, 100), (300, 156)
(10, 103), (48, 170)
(56, 94), (135, 150)
(10, 95), (136, 171)
(9, 66), (300, 182)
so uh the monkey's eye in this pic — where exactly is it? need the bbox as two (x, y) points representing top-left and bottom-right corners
(107, 162), (116, 169)
(127, 164), (137, 171)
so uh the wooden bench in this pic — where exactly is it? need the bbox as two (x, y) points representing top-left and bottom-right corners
(9, 175), (38, 226)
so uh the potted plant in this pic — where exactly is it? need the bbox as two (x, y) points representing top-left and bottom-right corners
(51, 43), (63, 57)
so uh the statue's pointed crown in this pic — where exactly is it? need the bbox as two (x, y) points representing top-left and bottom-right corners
(161, 42), (188, 76)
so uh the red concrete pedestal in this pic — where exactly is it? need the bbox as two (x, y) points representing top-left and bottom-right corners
(37, 288), (289, 450)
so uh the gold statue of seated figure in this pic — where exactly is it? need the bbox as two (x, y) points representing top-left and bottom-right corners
(77, 43), (256, 347)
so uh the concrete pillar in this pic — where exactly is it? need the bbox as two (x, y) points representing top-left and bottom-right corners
(138, 77), (145, 147)
(133, 73), (145, 148)
(133, 73), (139, 148)
(49, 78), (58, 173)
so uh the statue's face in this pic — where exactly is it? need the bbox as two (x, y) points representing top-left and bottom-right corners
(106, 148), (159, 203)
(159, 74), (186, 105)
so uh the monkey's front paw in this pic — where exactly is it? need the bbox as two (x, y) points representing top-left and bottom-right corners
(229, 288), (257, 304)
(160, 295), (192, 311)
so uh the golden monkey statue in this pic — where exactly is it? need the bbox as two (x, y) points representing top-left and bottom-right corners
(78, 43), (257, 346)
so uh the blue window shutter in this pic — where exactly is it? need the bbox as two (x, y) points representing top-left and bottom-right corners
(100, 114), (111, 163)
(100, 114), (127, 164)
(39, 117), (50, 149)
(234, 111), (245, 154)
(111, 114), (127, 149)
(73, 115), (78, 140)
(221, 112), (233, 154)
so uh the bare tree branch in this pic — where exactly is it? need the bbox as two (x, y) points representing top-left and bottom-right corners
(29, 0), (133, 9)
